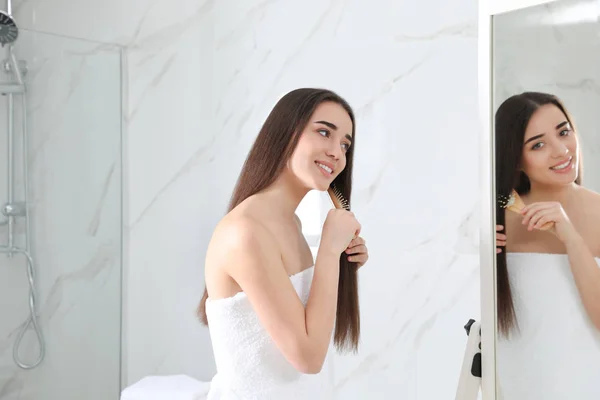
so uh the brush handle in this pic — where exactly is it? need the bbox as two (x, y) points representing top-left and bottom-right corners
(538, 221), (555, 231)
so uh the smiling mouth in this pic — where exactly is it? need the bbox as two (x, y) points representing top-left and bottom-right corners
(315, 161), (333, 175)
(550, 157), (572, 171)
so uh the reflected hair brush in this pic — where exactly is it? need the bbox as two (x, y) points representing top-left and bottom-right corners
(498, 189), (554, 231)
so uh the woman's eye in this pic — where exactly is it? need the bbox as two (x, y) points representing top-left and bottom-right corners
(342, 143), (350, 151)
(532, 142), (544, 150)
(559, 129), (570, 136)
(318, 129), (329, 137)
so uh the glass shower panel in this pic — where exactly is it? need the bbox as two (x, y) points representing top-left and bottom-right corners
(0, 28), (122, 400)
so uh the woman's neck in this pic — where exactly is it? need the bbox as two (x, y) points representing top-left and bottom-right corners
(258, 171), (310, 218)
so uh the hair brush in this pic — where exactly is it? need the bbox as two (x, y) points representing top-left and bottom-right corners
(327, 184), (357, 241)
(498, 189), (554, 231)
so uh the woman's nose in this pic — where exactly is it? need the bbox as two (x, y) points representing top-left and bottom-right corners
(326, 144), (341, 160)
(551, 144), (569, 158)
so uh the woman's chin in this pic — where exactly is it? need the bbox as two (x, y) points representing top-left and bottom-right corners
(299, 172), (333, 192)
(308, 176), (331, 191)
(314, 182), (330, 192)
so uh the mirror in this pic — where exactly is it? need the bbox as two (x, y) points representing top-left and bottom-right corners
(492, 0), (600, 398)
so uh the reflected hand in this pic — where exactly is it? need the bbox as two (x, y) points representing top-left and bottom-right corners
(520, 201), (578, 243)
(345, 236), (368, 268)
(496, 225), (506, 254)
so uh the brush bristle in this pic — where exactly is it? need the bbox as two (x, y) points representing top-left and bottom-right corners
(328, 185), (350, 210)
(497, 192), (515, 209)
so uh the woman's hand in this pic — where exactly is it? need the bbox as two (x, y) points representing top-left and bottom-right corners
(345, 236), (369, 268)
(321, 209), (361, 256)
(496, 225), (506, 254)
(520, 201), (580, 243)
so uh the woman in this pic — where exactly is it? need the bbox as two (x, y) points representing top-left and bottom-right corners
(198, 88), (369, 399)
(495, 92), (600, 399)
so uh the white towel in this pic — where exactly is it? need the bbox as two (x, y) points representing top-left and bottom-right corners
(120, 374), (211, 400)
(203, 266), (333, 399)
(497, 254), (600, 399)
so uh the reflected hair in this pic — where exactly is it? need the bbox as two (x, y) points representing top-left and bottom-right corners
(197, 88), (360, 352)
(495, 91), (583, 337)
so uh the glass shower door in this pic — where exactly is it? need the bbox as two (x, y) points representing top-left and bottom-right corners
(0, 28), (123, 400)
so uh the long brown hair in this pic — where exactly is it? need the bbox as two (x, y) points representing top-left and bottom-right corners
(495, 91), (582, 337)
(198, 88), (360, 352)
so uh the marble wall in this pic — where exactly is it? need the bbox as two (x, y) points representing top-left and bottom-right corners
(4, 0), (482, 399)
(493, 0), (600, 192)
(0, 24), (122, 400)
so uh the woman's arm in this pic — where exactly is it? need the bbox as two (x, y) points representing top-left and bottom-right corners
(564, 234), (600, 330)
(217, 217), (340, 374)
(521, 201), (600, 330)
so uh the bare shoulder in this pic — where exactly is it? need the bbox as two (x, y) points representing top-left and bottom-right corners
(206, 212), (278, 276)
(576, 188), (600, 254)
(581, 187), (600, 202)
(209, 214), (273, 256)
(580, 187), (600, 218)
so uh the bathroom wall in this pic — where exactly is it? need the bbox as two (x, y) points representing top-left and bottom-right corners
(0, 29), (122, 400)
(9, 0), (481, 398)
(493, 0), (600, 192)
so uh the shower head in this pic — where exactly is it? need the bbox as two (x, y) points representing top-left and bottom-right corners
(0, 11), (18, 47)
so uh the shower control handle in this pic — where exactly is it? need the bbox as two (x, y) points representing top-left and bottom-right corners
(2, 58), (27, 76)
(2, 201), (26, 217)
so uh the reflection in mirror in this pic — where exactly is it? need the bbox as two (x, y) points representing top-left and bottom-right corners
(492, 1), (600, 398)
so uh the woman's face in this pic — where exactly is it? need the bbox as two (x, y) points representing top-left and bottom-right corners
(521, 104), (580, 187)
(289, 101), (353, 192)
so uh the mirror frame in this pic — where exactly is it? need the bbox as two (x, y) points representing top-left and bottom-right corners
(477, 0), (559, 398)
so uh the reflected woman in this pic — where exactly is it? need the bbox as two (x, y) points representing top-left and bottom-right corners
(495, 92), (600, 399)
